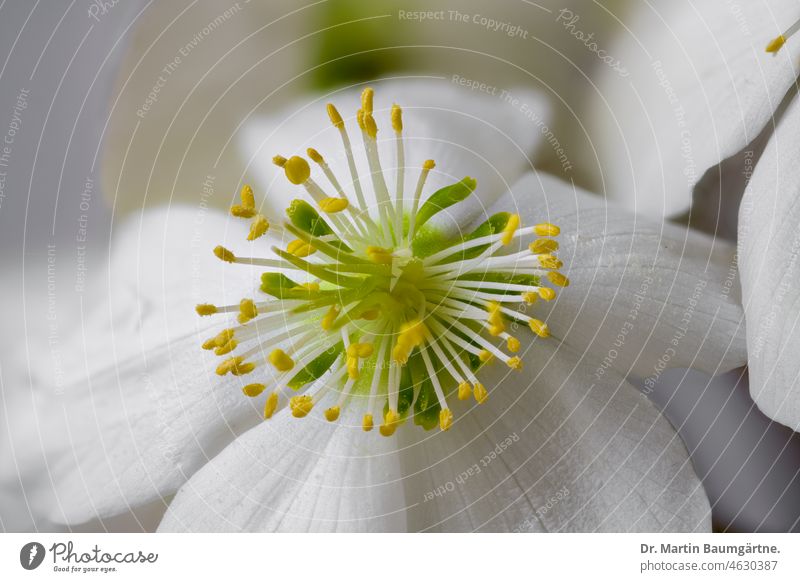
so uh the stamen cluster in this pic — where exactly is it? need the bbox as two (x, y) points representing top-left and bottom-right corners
(197, 88), (568, 435)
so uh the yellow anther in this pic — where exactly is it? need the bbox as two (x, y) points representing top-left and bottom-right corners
(366, 246), (393, 264)
(391, 104), (403, 132)
(363, 112), (378, 139)
(214, 339), (237, 356)
(487, 301), (505, 335)
(264, 392), (279, 419)
(360, 308), (380, 320)
(269, 349), (295, 372)
(361, 87), (374, 114)
(538, 254), (563, 270)
(238, 298), (258, 324)
(319, 197), (349, 213)
(283, 156), (311, 185)
(307, 148), (324, 164)
(231, 361), (255, 376)
(287, 238), (316, 257)
(767, 35), (786, 53)
(478, 349), (494, 363)
(272, 155), (287, 167)
(216, 356), (244, 376)
(458, 381), (471, 401)
(230, 205), (256, 219)
(195, 303), (218, 316)
(242, 383), (265, 397)
(324, 406), (340, 422)
(347, 355), (359, 380)
(379, 409), (400, 437)
(240, 184), (255, 208)
(363, 414), (374, 432)
(213, 245), (236, 263)
(321, 305), (340, 330)
(522, 292), (539, 305)
(507, 356), (523, 371)
(356, 108), (365, 130)
(534, 223), (560, 237)
(347, 343), (374, 358)
(488, 324), (505, 337)
(215, 329), (235, 346)
(290, 395), (313, 418)
(530, 239), (559, 254)
(439, 409), (453, 432)
(538, 287), (557, 301)
(422, 159), (436, 171)
(547, 272), (570, 287)
(392, 320), (428, 364)
(473, 382), (488, 404)
(247, 215), (270, 241)
(326, 103), (344, 128)
(507, 336), (521, 353)
(529, 319), (550, 338)
(501, 213), (520, 245)
(201, 338), (217, 350)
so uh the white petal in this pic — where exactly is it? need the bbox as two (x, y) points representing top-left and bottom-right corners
(158, 409), (406, 532)
(239, 78), (549, 223)
(487, 173), (747, 378)
(738, 94), (800, 431)
(15, 207), (271, 524)
(585, 1), (800, 217)
(397, 340), (710, 532)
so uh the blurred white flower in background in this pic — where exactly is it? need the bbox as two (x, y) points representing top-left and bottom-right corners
(584, 0), (800, 432)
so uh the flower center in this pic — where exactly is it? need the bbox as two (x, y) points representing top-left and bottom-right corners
(196, 87), (569, 435)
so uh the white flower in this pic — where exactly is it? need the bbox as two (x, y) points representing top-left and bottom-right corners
(583, 1), (800, 432)
(3, 80), (748, 532)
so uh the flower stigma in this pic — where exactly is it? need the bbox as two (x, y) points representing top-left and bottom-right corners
(196, 87), (568, 435)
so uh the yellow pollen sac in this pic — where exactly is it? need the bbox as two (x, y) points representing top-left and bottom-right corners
(306, 148), (324, 164)
(360, 308), (380, 320)
(290, 395), (313, 418)
(230, 204), (256, 219)
(326, 103), (344, 128)
(522, 291), (539, 305)
(766, 35), (786, 53)
(501, 214), (520, 245)
(195, 303), (218, 316)
(247, 215), (270, 241)
(458, 381), (472, 400)
(347, 355), (359, 380)
(213, 245), (236, 263)
(534, 223), (561, 237)
(366, 246), (394, 264)
(238, 298), (258, 324)
(264, 392), (279, 419)
(363, 113), (378, 139)
(287, 238), (316, 258)
(324, 406), (340, 422)
(538, 287), (557, 301)
(423, 159), (436, 171)
(391, 104), (403, 132)
(347, 343), (374, 358)
(242, 383), (266, 397)
(216, 356), (245, 376)
(319, 197), (349, 213)
(283, 156), (311, 185)
(478, 349), (494, 363)
(231, 361), (255, 376)
(240, 184), (255, 208)
(530, 239), (559, 254)
(361, 87), (374, 114)
(529, 319), (550, 338)
(393, 320), (428, 364)
(363, 414), (374, 432)
(473, 382), (489, 404)
(201, 338), (217, 350)
(488, 324), (505, 337)
(214, 339), (237, 356)
(507, 336), (521, 353)
(487, 302), (505, 335)
(507, 356), (523, 371)
(272, 155), (287, 167)
(547, 271), (570, 287)
(538, 254), (563, 270)
(439, 409), (454, 432)
(269, 349), (295, 372)
(379, 409), (400, 437)
(321, 305), (340, 330)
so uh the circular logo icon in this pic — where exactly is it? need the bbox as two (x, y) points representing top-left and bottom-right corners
(20, 542), (46, 570)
